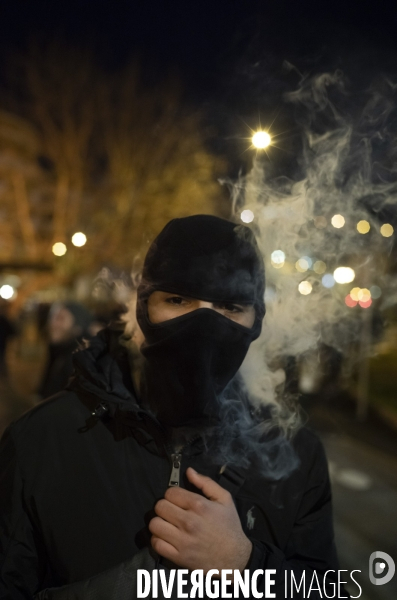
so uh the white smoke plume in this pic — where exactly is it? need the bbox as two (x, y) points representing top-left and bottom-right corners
(233, 69), (397, 428)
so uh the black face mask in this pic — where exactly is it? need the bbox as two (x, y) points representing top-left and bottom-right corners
(138, 307), (260, 427)
(136, 215), (266, 427)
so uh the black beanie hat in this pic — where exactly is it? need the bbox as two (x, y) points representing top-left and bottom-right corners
(138, 214), (266, 320)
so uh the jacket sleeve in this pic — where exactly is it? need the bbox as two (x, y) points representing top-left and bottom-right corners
(0, 426), (171, 600)
(33, 548), (158, 600)
(247, 437), (351, 599)
(0, 426), (49, 599)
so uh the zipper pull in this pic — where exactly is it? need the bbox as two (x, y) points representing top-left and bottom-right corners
(168, 453), (182, 487)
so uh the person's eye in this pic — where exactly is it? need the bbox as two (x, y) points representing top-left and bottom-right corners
(217, 302), (244, 313)
(165, 296), (186, 306)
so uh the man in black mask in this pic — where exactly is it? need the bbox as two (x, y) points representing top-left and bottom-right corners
(136, 214), (265, 427)
(0, 215), (347, 599)
(131, 215), (265, 575)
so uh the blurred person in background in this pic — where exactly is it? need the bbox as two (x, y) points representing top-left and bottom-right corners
(37, 302), (93, 400)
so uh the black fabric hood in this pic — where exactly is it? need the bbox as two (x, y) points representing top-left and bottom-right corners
(68, 326), (142, 416)
(67, 325), (212, 457)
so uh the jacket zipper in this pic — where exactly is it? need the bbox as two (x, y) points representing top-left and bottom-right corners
(168, 453), (182, 487)
(167, 434), (200, 488)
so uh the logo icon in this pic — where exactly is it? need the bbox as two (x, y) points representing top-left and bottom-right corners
(246, 506), (256, 530)
(369, 551), (395, 586)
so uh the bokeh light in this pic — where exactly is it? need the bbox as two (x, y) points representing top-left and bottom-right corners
(271, 250), (285, 269)
(359, 298), (372, 309)
(357, 220), (370, 234)
(358, 288), (371, 302)
(370, 285), (381, 299)
(313, 260), (326, 274)
(350, 287), (361, 301)
(298, 281), (312, 295)
(380, 223), (394, 237)
(345, 295), (358, 308)
(331, 214), (345, 228)
(333, 267), (355, 284)
(52, 242), (67, 256)
(322, 274), (335, 288)
(71, 232), (87, 247)
(296, 258), (310, 272)
(241, 209), (254, 223)
(252, 131), (271, 149)
(0, 284), (15, 300)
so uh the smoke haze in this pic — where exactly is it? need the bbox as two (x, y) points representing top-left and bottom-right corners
(236, 69), (397, 421)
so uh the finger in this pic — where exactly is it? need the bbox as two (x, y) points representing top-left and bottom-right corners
(155, 498), (186, 526)
(165, 486), (205, 510)
(149, 516), (181, 547)
(186, 467), (232, 503)
(151, 535), (179, 562)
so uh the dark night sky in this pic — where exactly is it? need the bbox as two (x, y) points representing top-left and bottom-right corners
(0, 1), (396, 236)
(1, 0), (397, 180)
(1, 0), (396, 97)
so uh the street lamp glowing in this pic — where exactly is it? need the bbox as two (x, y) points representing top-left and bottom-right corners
(72, 232), (87, 247)
(252, 131), (271, 149)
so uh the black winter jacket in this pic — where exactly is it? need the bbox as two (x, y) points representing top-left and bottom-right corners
(0, 328), (346, 599)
